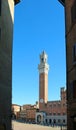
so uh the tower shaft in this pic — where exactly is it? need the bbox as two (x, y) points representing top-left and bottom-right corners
(39, 73), (48, 104)
(38, 51), (49, 111)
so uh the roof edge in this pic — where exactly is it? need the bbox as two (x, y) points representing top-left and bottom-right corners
(58, 0), (65, 6)
(14, 0), (20, 5)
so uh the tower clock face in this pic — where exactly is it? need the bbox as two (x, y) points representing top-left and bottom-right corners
(40, 98), (44, 103)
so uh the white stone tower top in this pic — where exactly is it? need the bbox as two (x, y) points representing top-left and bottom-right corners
(38, 51), (49, 74)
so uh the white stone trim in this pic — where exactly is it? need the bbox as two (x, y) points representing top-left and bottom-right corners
(38, 64), (49, 74)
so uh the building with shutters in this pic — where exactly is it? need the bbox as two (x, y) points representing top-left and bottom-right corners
(58, 0), (76, 130)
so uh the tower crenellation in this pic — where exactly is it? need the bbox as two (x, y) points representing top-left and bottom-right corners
(38, 51), (49, 74)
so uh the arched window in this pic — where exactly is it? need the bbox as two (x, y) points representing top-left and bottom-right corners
(49, 119), (52, 124)
(53, 119), (56, 124)
(58, 119), (61, 123)
(63, 119), (65, 123)
(45, 119), (48, 124)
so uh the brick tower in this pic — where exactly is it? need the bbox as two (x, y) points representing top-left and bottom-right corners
(0, 0), (20, 129)
(59, 0), (76, 130)
(38, 51), (49, 111)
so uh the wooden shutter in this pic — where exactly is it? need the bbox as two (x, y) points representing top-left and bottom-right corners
(68, 82), (73, 100)
(73, 80), (76, 99)
(73, 44), (76, 62)
(71, 1), (76, 24)
(0, 0), (1, 16)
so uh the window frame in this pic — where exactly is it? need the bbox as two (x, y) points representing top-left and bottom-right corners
(0, 28), (1, 42)
(69, 80), (76, 99)
(73, 80), (76, 99)
(0, 0), (1, 16)
(58, 119), (61, 123)
(71, 1), (76, 24)
(63, 119), (65, 123)
(72, 44), (76, 65)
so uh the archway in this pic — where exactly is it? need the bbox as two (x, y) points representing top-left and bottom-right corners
(53, 119), (56, 125)
(49, 119), (52, 124)
(37, 115), (42, 123)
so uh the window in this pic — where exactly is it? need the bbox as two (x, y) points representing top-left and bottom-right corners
(73, 80), (76, 99)
(53, 113), (56, 115)
(58, 103), (61, 107)
(53, 104), (56, 107)
(63, 103), (65, 107)
(49, 119), (52, 124)
(45, 103), (47, 107)
(0, 28), (1, 41)
(49, 104), (52, 107)
(45, 119), (47, 123)
(63, 96), (66, 100)
(63, 113), (66, 115)
(68, 81), (73, 99)
(71, 1), (76, 24)
(0, 0), (1, 16)
(73, 44), (76, 63)
(63, 119), (65, 123)
(41, 58), (44, 62)
(53, 119), (56, 124)
(58, 113), (61, 115)
(49, 113), (52, 115)
(69, 80), (76, 99)
(58, 119), (61, 123)
(45, 58), (47, 62)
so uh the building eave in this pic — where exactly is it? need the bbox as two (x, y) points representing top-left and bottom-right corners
(58, 0), (65, 6)
(14, 0), (20, 5)
(12, 104), (21, 107)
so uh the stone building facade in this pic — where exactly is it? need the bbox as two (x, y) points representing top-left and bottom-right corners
(36, 87), (67, 126)
(58, 0), (76, 130)
(0, 0), (20, 129)
(12, 104), (21, 119)
(19, 104), (38, 123)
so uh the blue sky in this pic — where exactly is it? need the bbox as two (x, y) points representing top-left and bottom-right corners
(12, 0), (66, 105)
